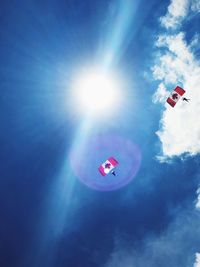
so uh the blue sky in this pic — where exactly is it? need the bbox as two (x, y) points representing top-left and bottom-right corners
(0, 0), (200, 267)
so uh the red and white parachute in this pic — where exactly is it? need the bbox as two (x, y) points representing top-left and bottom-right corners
(98, 157), (118, 176)
(166, 86), (185, 107)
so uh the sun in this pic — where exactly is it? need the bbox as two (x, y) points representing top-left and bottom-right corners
(71, 68), (122, 117)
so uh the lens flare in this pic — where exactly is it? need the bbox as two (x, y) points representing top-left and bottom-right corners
(70, 134), (141, 191)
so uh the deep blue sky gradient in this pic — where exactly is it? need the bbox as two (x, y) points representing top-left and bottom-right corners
(0, 1), (200, 267)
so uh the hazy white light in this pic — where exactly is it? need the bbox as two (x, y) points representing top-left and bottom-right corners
(71, 68), (122, 117)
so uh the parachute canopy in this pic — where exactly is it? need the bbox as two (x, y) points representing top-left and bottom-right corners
(98, 157), (118, 176)
(167, 86), (185, 107)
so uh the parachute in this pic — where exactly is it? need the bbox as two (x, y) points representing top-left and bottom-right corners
(167, 86), (185, 107)
(98, 157), (118, 176)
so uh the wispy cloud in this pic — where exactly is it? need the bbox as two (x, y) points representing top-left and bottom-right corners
(194, 253), (200, 267)
(160, 0), (189, 29)
(104, 208), (200, 267)
(195, 188), (200, 209)
(191, 0), (200, 13)
(160, 0), (200, 29)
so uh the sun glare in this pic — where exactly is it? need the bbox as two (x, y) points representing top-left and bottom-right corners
(71, 68), (122, 117)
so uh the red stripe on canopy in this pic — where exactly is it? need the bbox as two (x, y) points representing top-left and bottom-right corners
(174, 86), (185, 96)
(98, 165), (106, 176)
(108, 157), (118, 166)
(167, 97), (176, 107)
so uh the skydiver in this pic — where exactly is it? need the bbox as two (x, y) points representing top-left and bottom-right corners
(182, 97), (190, 102)
(111, 170), (116, 176)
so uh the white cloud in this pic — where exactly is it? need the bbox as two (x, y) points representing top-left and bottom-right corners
(190, 34), (200, 49)
(194, 186), (200, 266)
(195, 188), (200, 209)
(153, 0), (200, 160)
(153, 32), (200, 158)
(152, 83), (169, 104)
(153, 33), (196, 84)
(191, 0), (200, 13)
(160, 0), (189, 29)
(194, 253), (200, 267)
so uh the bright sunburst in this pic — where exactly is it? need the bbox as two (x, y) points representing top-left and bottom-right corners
(71, 68), (122, 117)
